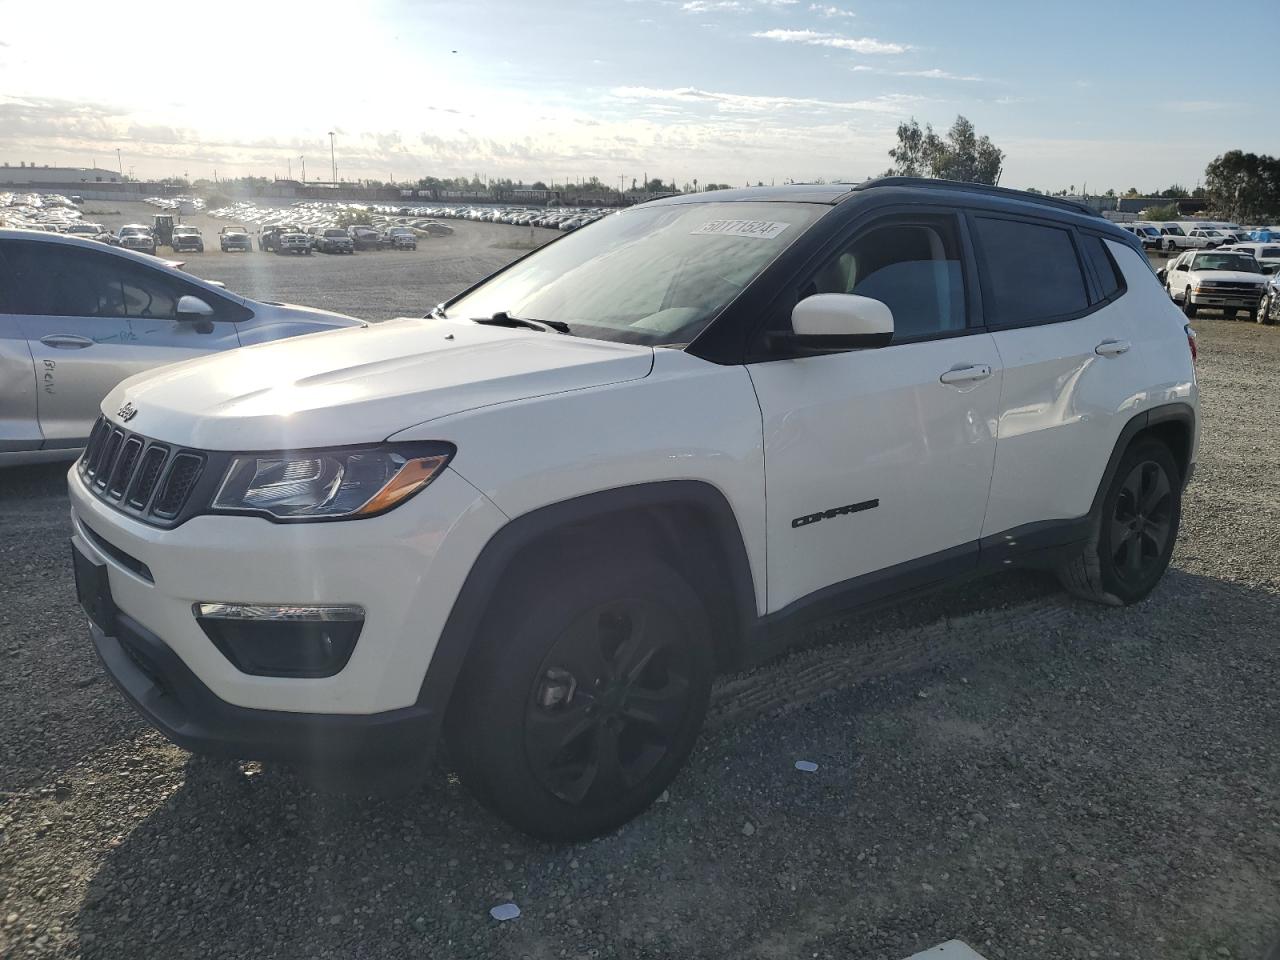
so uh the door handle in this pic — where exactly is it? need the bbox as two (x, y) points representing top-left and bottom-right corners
(1095, 339), (1131, 357)
(939, 364), (993, 385)
(39, 334), (94, 349)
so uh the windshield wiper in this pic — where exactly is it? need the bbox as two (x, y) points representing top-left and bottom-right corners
(473, 311), (570, 334)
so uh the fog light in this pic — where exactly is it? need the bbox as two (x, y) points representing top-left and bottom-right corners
(193, 603), (364, 678)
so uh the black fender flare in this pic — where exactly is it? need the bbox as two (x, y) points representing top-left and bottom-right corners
(1089, 402), (1196, 519)
(415, 480), (759, 730)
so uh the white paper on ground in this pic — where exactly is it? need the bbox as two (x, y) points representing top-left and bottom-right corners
(489, 903), (521, 922)
(903, 941), (989, 960)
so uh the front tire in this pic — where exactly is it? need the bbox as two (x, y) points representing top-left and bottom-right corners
(1058, 439), (1181, 606)
(448, 556), (714, 841)
(1183, 292), (1197, 317)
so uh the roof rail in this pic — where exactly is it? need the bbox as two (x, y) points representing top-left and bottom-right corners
(851, 176), (1101, 218)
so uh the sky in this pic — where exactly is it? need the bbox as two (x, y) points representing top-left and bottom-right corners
(0, 0), (1273, 192)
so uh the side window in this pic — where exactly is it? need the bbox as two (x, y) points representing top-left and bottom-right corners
(972, 216), (1089, 325)
(1082, 235), (1124, 302)
(4, 242), (244, 321)
(799, 216), (967, 341)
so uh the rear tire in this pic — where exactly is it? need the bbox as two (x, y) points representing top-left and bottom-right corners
(447, 555), (713, 841)
(1057, 439), (1181, 606)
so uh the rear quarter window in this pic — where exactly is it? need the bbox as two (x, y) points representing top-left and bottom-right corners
(1082, 235), (1125, 301)
(972, 216), (1089, 326)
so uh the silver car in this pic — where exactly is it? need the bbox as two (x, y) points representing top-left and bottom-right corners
(0, 229), (363, 467)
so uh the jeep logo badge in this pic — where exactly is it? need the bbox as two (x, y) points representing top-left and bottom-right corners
(117, 402), (138, 423)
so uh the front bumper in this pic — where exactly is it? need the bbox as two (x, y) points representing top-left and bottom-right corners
(86, 594), (436, 763)
(68, 463), (507, 718)
(1189, 289), (1264, 310)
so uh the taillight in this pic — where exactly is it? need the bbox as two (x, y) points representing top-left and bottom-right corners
(1184, 323), (1198, 363)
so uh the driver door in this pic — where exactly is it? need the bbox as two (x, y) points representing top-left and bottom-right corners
(747, 210), (1002, 613)
(1, 239), (241, 443)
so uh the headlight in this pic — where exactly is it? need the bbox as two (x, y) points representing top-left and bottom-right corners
(210, 443), (454, 521)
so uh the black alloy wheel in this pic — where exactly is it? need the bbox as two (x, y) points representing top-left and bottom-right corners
(525, 600), (694, 806)
(448, 556), (713, 841)
(1108, 460), (1174, 588)
(1058, 439), (1181, 606)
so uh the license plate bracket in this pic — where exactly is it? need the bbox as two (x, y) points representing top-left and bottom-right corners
(72, 541), (117, 634)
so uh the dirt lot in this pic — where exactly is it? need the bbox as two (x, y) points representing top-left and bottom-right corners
(0, 260), (1278, 956)
(84, 200), (557, 321)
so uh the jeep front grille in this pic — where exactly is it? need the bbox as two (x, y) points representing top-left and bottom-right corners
(78, 417), (206, 527)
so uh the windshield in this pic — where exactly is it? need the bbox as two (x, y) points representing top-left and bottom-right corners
(1192, 253), (1260, 272)
(448, 201), (825, 346)
(119, 226), (148, 235)
(324, 229), (348, 237)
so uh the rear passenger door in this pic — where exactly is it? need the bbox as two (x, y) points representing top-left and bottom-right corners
(974, 215), (1144, 540)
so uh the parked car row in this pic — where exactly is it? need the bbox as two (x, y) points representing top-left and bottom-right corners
(418, 205), (608, 231)
(1119, 219), (1280, 252)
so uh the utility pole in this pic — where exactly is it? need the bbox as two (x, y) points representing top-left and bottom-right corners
(116, 149), (123, 177)
(287, 158), (292, 180)
(328, 131), (336, 182)
(300, 156), (306, 183)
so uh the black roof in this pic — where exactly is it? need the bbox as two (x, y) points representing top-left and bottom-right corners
(645, 177), (1101, 219)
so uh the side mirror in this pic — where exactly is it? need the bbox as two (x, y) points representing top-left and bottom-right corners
(771, 294), (894, 354)
(1261, 264), (1277, 276)
(1156, 268), (1168, 283)
(176, 295), (215, 333)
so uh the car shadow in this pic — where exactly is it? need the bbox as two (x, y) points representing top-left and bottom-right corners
(73, 568), (1280, 959)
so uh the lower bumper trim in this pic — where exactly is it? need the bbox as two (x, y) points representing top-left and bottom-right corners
(91, 610), (439, 765)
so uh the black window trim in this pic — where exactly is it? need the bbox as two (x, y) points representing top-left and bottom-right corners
(0, 238), (250, 323)
(967, 211), (1107, 331)
(747, 203), (987, 360)
(1078, 230), (1130, 308)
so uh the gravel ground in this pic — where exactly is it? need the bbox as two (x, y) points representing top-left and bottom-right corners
(1, 307), (1278, 957)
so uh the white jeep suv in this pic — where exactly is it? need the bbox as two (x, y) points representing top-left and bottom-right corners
(69, 179), (1199, 840)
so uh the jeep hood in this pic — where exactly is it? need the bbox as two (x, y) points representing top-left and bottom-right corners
(103, 317), (655, 450)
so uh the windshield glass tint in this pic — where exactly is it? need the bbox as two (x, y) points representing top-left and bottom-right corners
(447, 201), (824, 346)
(1192, 253), (1260, 272)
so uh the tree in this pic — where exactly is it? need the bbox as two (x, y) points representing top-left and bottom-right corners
(1142, 202), (1180, 221)
(530, 181), (548, 190)
(1204, 151), (1280, 222)
(886, 114), (1004, 185)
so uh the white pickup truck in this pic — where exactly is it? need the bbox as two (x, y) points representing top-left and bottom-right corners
(1162, 249), (1269, 320)
(1150, 223), (1211, 252)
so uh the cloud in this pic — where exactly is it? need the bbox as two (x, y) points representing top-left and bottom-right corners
(894, 68), (983, 81)
(752, 28), (908, 54)
(680, 0), (795, 10)
(681, 0), (744, 10)
(809, 3), (855, 15)
(612, 85), (922, 115)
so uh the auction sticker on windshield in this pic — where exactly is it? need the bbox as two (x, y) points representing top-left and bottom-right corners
(692, 219), (791, 240)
